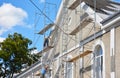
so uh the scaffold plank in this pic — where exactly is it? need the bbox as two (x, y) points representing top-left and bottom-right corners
(67, 50), (92, 62)
(38, 23), (54, 35)
(43, 46), (54, 52)
(70, 17), (93, 35)
(68, 0), (82, 10)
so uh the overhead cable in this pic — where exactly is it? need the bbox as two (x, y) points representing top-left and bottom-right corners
(29, 0), (77, 42)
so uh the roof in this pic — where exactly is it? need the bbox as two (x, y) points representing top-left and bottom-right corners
(85, 0), (120, 20)
(101, 11), (120, 25)
(69, 0), (120, 24)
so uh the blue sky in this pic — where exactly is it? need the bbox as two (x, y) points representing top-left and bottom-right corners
(0, 0), (61, 51)
(0, 0), (119, 52)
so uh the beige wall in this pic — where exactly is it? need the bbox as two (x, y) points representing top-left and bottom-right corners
(76, 31), (111, 78)
(115, 26), (120, 78)
(102, 32), (111, 78)
(50, 0), (120, 78)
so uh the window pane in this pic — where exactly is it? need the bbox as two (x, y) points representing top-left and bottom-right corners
(66, 62), (72, 78)
(94, 45), (103, 78)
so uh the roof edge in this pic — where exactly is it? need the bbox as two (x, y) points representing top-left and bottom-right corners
(101, 11), (120, 25)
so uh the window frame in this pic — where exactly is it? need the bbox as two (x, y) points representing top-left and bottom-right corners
(93, 45), (103, 78)
(92, 40), (105, 78)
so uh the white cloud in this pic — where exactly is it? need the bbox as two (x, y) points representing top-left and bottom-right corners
(0, 3), (28, 35)
(40, 0), (45, 3)
(31, 49), (39, 54)
(0, 37), (5, 42)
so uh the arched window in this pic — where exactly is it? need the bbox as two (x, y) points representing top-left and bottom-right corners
(94, 45), (103, 78)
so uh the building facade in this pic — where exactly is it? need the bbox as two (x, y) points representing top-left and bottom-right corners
(15, 0), (120, 78)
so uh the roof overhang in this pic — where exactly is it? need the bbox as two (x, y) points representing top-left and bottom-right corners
(81, 2), (103, 26)
(101, 11), (120, 29)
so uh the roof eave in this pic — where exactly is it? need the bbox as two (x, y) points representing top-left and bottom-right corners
(101, 11), (120, 29)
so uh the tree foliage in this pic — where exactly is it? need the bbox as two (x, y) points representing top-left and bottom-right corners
(0, 33), (40, 78)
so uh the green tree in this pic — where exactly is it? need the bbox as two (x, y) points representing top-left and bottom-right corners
(0, 33), (40, 78)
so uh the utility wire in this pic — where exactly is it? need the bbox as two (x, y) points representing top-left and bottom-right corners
(29, 0), (77, 42)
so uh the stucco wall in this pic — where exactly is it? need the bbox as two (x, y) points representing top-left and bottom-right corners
(102, 32), (111, 78)
(81, 31), (111, 78)
(115, 26), (120, 78)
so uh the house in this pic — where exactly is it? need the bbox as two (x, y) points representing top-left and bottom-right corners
(15, 0), (120, 78)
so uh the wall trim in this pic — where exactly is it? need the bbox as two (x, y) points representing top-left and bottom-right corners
(110, 28), (115, 78)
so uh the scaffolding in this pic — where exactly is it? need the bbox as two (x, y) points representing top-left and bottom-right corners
(38, 23), (54, 35)
(53, 0), (70, 78)
(68, 0), (82, 10)
(56, 0), (98, 78)
(69, 14), (93, 35)
(53, 0), (97, 78)
(66, 50), (92, 62)
(15, 1), (57, 78)
(15, 0), (120, 78)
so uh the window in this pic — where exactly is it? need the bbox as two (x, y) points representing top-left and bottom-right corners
(68, 17), (71, 26)
(66, 55), (73, 78)
(66, 62), (73, 78)
(94, 45), (103, 78)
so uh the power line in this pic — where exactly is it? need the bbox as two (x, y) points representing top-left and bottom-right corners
(29, 0), (77, 42)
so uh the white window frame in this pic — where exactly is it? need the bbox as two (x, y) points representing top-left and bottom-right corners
(92, 40), (105, 78)
(110, 28), (115, 78)
(94, 45), (103, 78)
